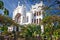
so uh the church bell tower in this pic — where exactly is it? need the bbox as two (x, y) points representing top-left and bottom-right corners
(13, 1), (26, 25)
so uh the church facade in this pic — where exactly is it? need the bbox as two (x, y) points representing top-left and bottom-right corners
(12, 1), (44, 25)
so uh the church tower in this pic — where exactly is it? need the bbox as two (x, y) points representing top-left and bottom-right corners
(31, 1), (44, 33)
(12, 1), (26, 25)
(31, 1), (44, 24)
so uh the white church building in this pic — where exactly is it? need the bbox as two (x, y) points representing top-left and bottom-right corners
(12, 1), (44, 25)
(5, 1), (45, 33)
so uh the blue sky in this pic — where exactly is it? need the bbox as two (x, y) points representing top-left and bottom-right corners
(1, 0), (41, 17)
(0, 0), (60, 17)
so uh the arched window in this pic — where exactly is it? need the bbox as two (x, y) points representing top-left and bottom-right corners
(37, 12), (38, 16)
(39, 11), (41, 15)
(39, 18), (41, 24)
(27, 16), (28, 22)
(34, 19), (36, 23)
(34, 12), (36, 16)
(34, 11), (36, 16)
(37, 19), (38, 24)
(32, 19), (33, 23)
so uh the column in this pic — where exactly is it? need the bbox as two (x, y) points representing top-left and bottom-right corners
(41, 10), (44, 33)
(38, 18), (39, 24)
(41, 25), (44, 33)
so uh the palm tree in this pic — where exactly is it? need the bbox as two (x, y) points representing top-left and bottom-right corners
(40, 1), (60, 39)
(4, 8), (9, 16)
(0, 1), (9, 16)
(0, 1), (21, 40)
(0, 1), (4, 9)
(42, 15), (60, 40)
(43, 0), (60, 16)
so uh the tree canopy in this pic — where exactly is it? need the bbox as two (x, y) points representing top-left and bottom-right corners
(0, 0), (9, 16)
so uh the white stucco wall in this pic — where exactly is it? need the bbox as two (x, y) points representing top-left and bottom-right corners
(26, 12), (32, 24)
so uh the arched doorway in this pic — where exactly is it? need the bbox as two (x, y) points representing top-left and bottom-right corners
(15, 13), (21, 23)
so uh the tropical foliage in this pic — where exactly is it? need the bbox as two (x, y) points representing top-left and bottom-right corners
(0, 1), (20, 35)
(19, 24), (42, 40)
(0, 0), (9, 15)
(0, 0), (60, 40)
(42, 15), (60, 40)
(20, 24), (41, 37)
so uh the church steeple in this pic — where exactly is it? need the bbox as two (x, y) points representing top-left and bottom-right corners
(18, 1), (20, 6)
(40, 1), (44, 6)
